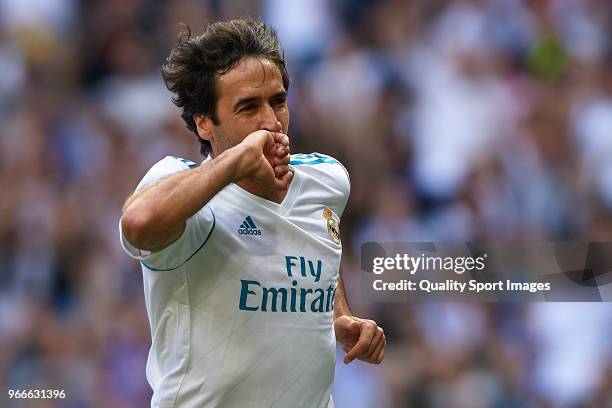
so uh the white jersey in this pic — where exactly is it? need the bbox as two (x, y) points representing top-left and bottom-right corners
(119, 153), (350, 408)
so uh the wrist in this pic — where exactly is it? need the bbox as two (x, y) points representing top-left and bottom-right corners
(214, 145), (252, 183)
(230, 143), (258, 182)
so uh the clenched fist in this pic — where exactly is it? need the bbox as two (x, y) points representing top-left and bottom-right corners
(236, 130), (292, 191)
(334, 315), (386, 364)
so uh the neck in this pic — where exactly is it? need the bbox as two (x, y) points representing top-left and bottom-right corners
(236, 179), (289, 204)
(210, 148), (291, 204)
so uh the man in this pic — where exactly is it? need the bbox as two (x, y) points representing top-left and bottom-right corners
(119, 18), (385, 408)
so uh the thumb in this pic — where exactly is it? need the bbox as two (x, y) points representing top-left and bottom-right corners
(339, 318), (362, 337)
(349, 320), (361, 332)
(336, 315), (357, 329)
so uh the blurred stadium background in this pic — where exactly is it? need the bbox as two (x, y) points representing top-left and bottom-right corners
(1, 0), (612, 407)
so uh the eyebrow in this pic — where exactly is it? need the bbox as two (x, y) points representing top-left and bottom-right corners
(232, 90), (287, 112)
(233, 96), (258, 112)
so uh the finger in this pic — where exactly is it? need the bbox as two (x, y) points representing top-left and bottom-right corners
(275, 146), (290, 159)
(271, 132), (290, 146)
(364, 328), (384, 361)
(272, 170), (293, 190)
(361, 332), (383, 362)
(342, 340), (357, 352)
(349, 320), (361, 331)
(274, 165), (289, 177)
(343, 322), (376, 364)
(374, 338), (386, 364)
(339, 319), (361, 336)
(367, 334), (385, 363)
(277, 146), (290, 156)
(272, 154), (290, 166)
(270, 142), (289, 156)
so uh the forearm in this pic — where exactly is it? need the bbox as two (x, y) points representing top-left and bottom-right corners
(334, 266), (352, 320)
(121, 147), (242, 250)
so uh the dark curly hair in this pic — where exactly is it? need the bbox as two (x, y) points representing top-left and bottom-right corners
(161, 18), (290, 156)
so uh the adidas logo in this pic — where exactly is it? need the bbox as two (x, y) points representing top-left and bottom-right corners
(238, 216), (262, 236)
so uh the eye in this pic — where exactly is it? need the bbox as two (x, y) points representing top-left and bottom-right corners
(272, 95), (287, 107)
(239, 104), (256, 113)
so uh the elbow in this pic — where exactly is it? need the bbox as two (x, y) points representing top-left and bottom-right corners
(121, 209), (154, 250)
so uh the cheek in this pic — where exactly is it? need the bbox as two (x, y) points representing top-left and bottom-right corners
(231, 121), (261, 142)
(280, 110), (290, 132)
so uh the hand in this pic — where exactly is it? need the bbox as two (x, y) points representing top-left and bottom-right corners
(237, 130), (292, 191)
(334, 315), (386, 364)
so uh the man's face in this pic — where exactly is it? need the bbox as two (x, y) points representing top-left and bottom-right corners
(197, 57), (289, 155)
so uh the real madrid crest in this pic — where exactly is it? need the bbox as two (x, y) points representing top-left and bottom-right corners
(323, 207), (341, 245)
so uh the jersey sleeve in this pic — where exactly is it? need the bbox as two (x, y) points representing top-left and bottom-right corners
(327, 159), (350, 219)
(119, 156), (215, 271)
(290, 152), (351, 218)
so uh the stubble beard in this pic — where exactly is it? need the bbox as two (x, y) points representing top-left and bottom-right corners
(211, 124), (236, 156)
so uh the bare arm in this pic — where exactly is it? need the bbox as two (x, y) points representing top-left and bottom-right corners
(334, 265), (386, 364)
(334, 266), (352, 319)
(121, 130), (290, 251)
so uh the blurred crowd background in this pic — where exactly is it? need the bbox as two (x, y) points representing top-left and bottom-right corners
(1, 0), (612, 407)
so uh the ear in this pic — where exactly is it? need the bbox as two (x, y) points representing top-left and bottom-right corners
(194, 115), (214, 142)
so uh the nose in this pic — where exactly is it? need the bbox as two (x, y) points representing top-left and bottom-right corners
(260, 104), (282, 133)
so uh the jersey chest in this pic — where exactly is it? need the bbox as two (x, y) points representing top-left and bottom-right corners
(199, 186), (342, 305)
(210, 185), (342, 255)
